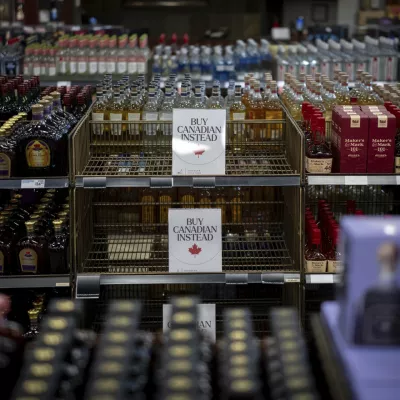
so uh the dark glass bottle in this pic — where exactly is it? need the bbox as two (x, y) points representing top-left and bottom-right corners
(49, 91), (76, 129)
(0, 127), (16, 178)
(0, 216), (16, 275)
(0, 84), (12, 120)
(17, 104), (68, 177)
(38, 98), (66, 136)
(16, 220), (50, 274)
(49, 219), (68, 274)
(72, 93), (87, 120)
(23, 308), (40, 340)
(16, 84), (30, 114)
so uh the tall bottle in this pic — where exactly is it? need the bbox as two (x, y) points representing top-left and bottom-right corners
(209, 85), (224, 109)
(289, 82), (304, 120)
(159, 85), (174, 147)
(48, 219), (68, 274)
(126, 84), (142, 142)
(229, 85), (246, 153)
(337, 74), (351, 105)
(323, 82), (337, 122)
(247, 81), (266, 142)
(92, 85), (108, 136)
(142, 85), (159, 150)
(109, 84), (125, 136)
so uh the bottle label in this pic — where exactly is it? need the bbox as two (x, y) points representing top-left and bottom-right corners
(33, 65), (41, 75)
(137, 62), (146, 74)
(92, 112), (104, 135)
(128, 61), (138, 74)
(109, 113), (123, 135)
(107, 61), (116, 74)
(69, 61), (77, 74)
(0, 153), (11, 178)
(305, 157), (332, 174)
(89, 61), (98, 74)
(19, 248), (38, 273)
(48, 66), (56, 76)
(378, 115), (388, 128)
(160, 112), (172, 136)
(346, 63), (355, 81)
(128, 112), (140, 136)
(26, 140), (51, 168)
(386, 57), (394, 81)
(305, 259), (327, 273)
(233, 112), (245, 121)
(160, 112), (172, 121)
(98, 61), (107, 74)
(59, 61), (67, 74)
(327, 260), (340, 273)
(232, 113), (245, 136)
(143, 112), (158, 136)
(0, 251), (4, 273)
(40, 65), (46, 75)
(78, 62), (87, 74)
(396, 156), (400, 173)
(117, 61), (127, 74)
(350, 115), (360, 128)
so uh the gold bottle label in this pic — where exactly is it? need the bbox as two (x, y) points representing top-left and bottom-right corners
(199, 198), (212, 208)
(0, 153), (11, 178)
(327, 260), (340, 273)
(305, 259), (327, 273)
(0, 250), (4, 273)
(141, 195), (155, 225)
(159, 195), (171, 224)
(26, 140), (50, 168)
(19, 248), (38, 273)
(181, 195), (194, 208)
(305, 157), (332, 174)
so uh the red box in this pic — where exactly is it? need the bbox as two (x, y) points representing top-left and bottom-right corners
(331, 110), (368, 173)
(365, 112), (396, 173)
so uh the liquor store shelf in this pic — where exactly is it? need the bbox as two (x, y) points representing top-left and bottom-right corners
(0, 177), (69, 189)
(0, 274), (70, 289)
(75, 272), (301, 298)
(305, 274), (339, 285)
(307, 174), (400, 186)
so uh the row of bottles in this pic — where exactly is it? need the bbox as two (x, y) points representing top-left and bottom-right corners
(0, 190), (69, 275)
(24, 33), (150, 77)
(91, 72), (283, 145)
(0, 85), (92, 178)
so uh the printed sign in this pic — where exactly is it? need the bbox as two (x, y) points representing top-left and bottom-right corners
(172, 109), (226, 175)
(169, 209), (222, 273)
(163, 303), (216, 342)
(21, 179), (45, 189)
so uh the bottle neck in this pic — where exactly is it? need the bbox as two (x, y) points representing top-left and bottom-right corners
(32, 112), (44, 122)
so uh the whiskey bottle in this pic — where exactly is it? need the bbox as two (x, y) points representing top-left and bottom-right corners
(142, 85), (159, 149)
(265, 81), (284, 143)
(180, 188), (195, 208)
(305, 227), (326, 273)
(141, 188), (156, 233)
(0, 127), (16, 178)
(231, 187), (243, 228)
(49, 219), (68, 274)
(229, 85), (246, 154)
(159, 188), (173, 228)
(0, 216), (16, 275)
(247, 80), (266, 142)
(92, 84), (108, 137)
(16, 220), (50, 274)
(109, 84), (125, 136)
(23, 308), (40, 340)
(199, 188), (212, 208)
(126, 84), (142, 141)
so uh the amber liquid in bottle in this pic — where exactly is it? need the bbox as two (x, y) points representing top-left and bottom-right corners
(16, 220), (49, 274)
(265, 81), (284, 145)
(246, 81), (266, 143)
(141, 188), (156, 233)
(159, 188), (173, 233)
(180, 189), (195, 209)
(199, 189), (212, 208)
(231, 187), (243, 233)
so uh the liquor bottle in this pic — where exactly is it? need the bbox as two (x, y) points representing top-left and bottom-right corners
(16, 84), (30, 114)
(192, 85), (206, 109)
(180, 188), (195, 208)
(350, 69), (363, 104)
(38, 99), (65, 135)
(231, 187), (243, 228)
(109, 84), (125, 136)
(358, 75), (377, 105)
(49, 91), (76, 128)
(77, 37), (88, 75)
(305, 117), (332, 174)
(48, 219), (68, 274)
(125, 84), (141, 142)
(199, 188), (212, 208)
(17, 104), (66, 177)
(176, 84), (192, 108)
(0, 127), (16, 178)
(73, 94), (88, 120)
(159, 188), (173, 234)
(209, 84), (224, 109)
(215, 187), (226, 224)
(247, 80), (266, 142)
(289, 82), (304, 120)
(265, 81), (284, 144)
(323, 81), (337, 122)
(159, 85), (174, 147)
(326, 223), (340, 273)
(16, 220), (49, 274)
(229, 85), (246, 154)
(92, 84), (108, 137)
(0, 216), (16, 274)
(23, 308), (40, 339)
(305, 227), (326, 272)
(337, 74), (351, 105)
(141, 188), (156, 233)
(142, 85), (159, 149)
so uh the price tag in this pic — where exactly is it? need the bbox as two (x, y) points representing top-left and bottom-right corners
(55, 282), (70, 287)
(172, 109), (226, 176)
(345, 176), (368, 185)
(57, 81), (71, 88)
(309, 274), (334, 284)
(163, 303), (216, 343)
(396, 176), (400, 185)
(169, 209), (222, 273)
(21, 179), (45, 189)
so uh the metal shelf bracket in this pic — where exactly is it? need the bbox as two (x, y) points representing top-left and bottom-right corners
(76, 275), (101, 299)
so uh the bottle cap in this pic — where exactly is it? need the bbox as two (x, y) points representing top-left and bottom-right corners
(25, 220), (36, 229)
(31, 104), (44, 113)
(38, 99), (51, 107)
(50, 91), (61, 99)
(53, 219), (63, 227)
(28, 308), (40, 318)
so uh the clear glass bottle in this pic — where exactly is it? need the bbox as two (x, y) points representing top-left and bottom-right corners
(23, 308), (40, 339)
(323, 82), (337, 122)
(142, 85), (159, 149)
(92, 85), (108, 137)
(56, 37), (68, 75)
(68, 37), (78, 76)
(107, 35), (117, 74)
(359, 75), (377, 105)
(265, 81), (283, 144)
(109, 85), (125, 136)
(77, 36), (88, 75)
(337, 74), (351, 105)
(126, 84), (142, 142)
(229, 85), (246, 154)
(192, 85), (206, 109)
(289, 82), (304, 121)
(176, 84), (192, 109)
(209, 84), (224, 109)
(247, 80), (266, 142)
(88, 36), (98, 75)
(117, 34), (128, 75)
(159, 85), (174, 147)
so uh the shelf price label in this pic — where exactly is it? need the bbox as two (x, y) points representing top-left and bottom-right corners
(169, 209), (222, 273)
(172, 109), (226, 176)
(163, 303), (216, 343)
(21, 179), (45, 189)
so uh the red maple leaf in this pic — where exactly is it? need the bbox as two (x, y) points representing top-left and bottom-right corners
(194, 149), (205, 157)
(188, 244), (202, 256)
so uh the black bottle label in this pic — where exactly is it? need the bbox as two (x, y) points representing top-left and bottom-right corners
(19, 248), (38, 273)
(26, 140), (50, 168)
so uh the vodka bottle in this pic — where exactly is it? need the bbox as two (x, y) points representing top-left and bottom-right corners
(77, 36), (88, 75)
(117, 35), (128, 75)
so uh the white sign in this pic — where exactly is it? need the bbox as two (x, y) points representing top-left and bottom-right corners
(21, 179), (45, 189)
(57, 81), (71, 89)
(163, 303), (216, 342)
(169, 209), (222, 273)
(172, 109), (226, 176)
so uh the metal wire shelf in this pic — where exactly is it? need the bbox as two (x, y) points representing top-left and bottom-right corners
(72, 113), (304, 184)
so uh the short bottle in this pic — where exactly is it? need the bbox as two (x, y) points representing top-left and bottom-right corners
(16, 220), (50, 274)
